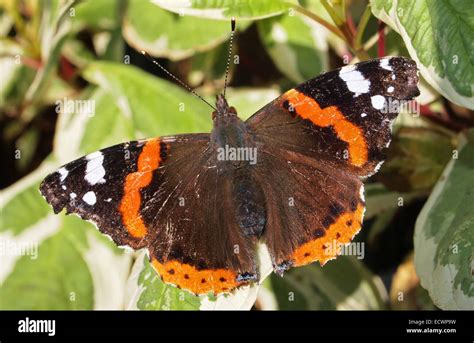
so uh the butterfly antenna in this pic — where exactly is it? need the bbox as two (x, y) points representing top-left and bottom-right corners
(141, 51), (216, 111)
(223, 17), (236, 99)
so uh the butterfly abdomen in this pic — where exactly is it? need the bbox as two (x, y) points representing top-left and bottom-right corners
(233, 175), (266, 237)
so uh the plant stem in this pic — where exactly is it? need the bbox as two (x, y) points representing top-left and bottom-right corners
(377, 20), (386, 57)
(290, 2), (371, 61)
(321, 0), (344, 26)
(290, 4), (345, 40)
(354, 4), (372, 49)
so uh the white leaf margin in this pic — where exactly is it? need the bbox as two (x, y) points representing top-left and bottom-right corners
(370, 0), (474, 110)
(0, 162), (62, 285)
(125, 244), (274, 310)
(259, 12), (329, 84)
(83, 231), (132, 309)
(414, 133), (474, 310)
(123, 16), (233, 61)
(151, 0), (293, 20)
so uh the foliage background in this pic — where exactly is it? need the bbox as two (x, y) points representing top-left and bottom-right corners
(0, 0), (473, 310)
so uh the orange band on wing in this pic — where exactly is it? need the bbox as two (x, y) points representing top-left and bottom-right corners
(151, 259), (242, 295)
(119, 139), (161, 238)
(283, 89), (368, 167)
(292, 203), (365, 266)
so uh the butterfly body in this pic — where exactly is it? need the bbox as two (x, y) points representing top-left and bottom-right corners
(40, 57), (420, 295)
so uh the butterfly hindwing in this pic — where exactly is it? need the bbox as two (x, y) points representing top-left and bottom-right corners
(253, 144), (365, 273)
(142, 136), (260, 294)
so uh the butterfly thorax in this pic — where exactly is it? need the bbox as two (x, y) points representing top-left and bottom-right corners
(210, 94), (266, 237)
(210, 94), (256, 165)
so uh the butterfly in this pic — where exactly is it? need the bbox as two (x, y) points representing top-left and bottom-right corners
(40, 56), (419, 295)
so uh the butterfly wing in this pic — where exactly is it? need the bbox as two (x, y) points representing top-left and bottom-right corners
(247, 56), (420, 177)
(40, 133), (258, 295)
(40, 138), (170, 250)
(253, 145), (365, 272)
(143, 150), (260, 295)
(246, 57), (419, 272)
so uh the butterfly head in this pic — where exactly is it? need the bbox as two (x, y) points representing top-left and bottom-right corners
(212, 94), (237, 120)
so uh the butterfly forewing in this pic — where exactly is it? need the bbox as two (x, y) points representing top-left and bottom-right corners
(247, 56), (420, 177)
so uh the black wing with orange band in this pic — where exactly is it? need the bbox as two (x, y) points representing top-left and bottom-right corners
(40, 134), (258, 295)
(247, 56), (420, 177)
(40, 138), (164, 250)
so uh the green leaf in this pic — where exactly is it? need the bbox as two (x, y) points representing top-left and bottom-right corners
(78, 88), (134, 154)
(0, 217), (94, 310)
(414, 129), (474, 310)
(123, 1), (245, 60)
(0, 40), (36, 109)
(0, 163), (55, 235)
(51, 63), (210, 162)
(370, 0), (474, 109)
(132, 256), (201, 310)
(266, 256), (387, 310)
(72, 0), (118, 31)
(0, 161), (131, 309)
(82, 62), (211, 140)
(364, 182), (422, 220)
(257, 9), (328, 84)
(15, 127), (40, 172)
(154, 0), (294, 20)
(25, 0), (73, 103)
(126, 247), (269, 310)
(1, 182), (51, 236)
(377, 127), (454, 192)
(188, 43), (230, 87)
(222, 87), (282, 120)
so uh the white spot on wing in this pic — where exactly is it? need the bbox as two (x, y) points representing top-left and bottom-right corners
(391, 74), (396, 80)
(361, 112), (367, 118)
(340, 64), (356, 73)
(387, 86), (394, 93)
(82, 191), (96, 205)
(85, 151), (106, 185)
(380, 58), (393, 71)
(371, 95), (386, 110)
(339, 69), (370, 96)
(62, 185), (67, 190)
(70, 192), (77, 199)
(58, 167), (68, 182)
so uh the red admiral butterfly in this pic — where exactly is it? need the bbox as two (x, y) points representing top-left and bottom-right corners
(40, 29), (419, 295)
